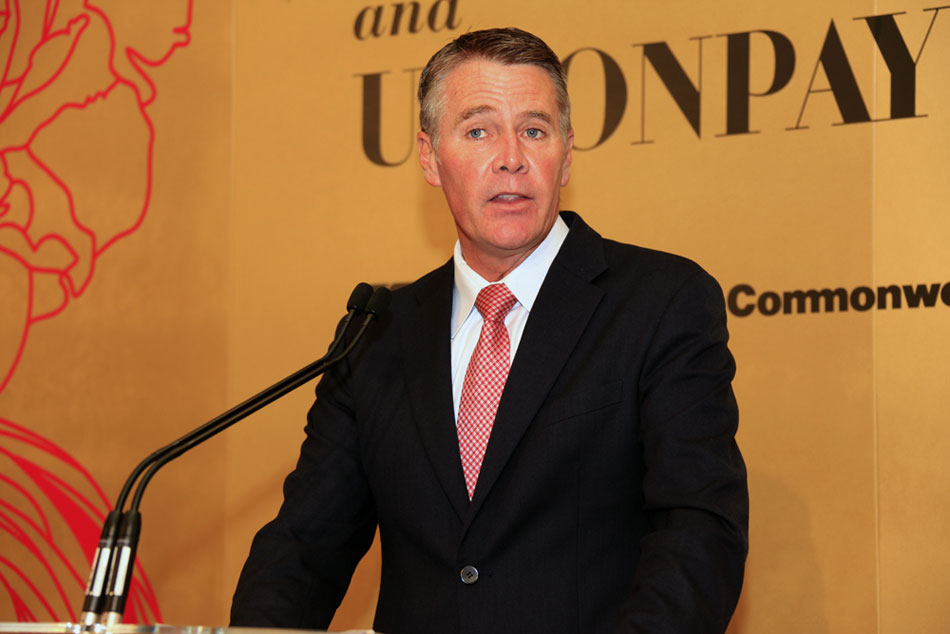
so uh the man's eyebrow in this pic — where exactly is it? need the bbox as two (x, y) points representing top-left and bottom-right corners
(522, 110), (553, 124)
(454, 107), (555, 126)
(456, 105), (495, 125)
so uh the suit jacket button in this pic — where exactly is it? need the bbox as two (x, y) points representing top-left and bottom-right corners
(459, 565), (479, 585)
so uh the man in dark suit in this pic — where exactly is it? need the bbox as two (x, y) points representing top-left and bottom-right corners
(231, 27), (748, 634)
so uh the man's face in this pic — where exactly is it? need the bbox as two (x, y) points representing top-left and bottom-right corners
(417, 59), (573, 280)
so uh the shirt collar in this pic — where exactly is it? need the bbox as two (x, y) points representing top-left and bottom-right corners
(451, 215), (570, 338)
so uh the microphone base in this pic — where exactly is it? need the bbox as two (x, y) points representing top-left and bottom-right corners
(100, 614), (122, 629)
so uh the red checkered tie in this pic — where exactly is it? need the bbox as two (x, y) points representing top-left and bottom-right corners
(457, 283), (518, 499)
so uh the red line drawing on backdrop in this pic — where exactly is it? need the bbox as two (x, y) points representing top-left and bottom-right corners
(0, 0), (193, 622)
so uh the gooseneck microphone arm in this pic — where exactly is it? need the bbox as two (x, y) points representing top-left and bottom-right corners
(127, 284), (391, 512)
(80, 283), (390, 627)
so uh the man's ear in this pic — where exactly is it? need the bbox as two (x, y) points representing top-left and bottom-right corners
(560, 129), (574, 187)
(417, 131), (441, 187)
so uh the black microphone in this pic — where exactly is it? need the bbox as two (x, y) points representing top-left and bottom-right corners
(348, 282), (375, 311)
(323, 282), (374, 360)
(320, 286), (391, 370)
(81, 282), (384, 627)
(366, 285), (392, 316)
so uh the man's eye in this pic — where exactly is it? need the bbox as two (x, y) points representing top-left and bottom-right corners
(468, 129), (486, 139)
(525, 128), (544, 139)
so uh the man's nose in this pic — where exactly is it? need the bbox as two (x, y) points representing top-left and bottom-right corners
(493, 133), (526, 173)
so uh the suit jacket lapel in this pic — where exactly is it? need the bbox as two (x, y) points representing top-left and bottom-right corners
(466, 213), (608, 519)
(399, 261), (471, 521)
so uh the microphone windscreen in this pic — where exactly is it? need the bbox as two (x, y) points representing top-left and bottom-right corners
(347, 282), (375, 312)
(365, 286), (392, 316)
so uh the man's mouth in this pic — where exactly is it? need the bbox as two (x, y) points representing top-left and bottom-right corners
(490, 193), (530, 202)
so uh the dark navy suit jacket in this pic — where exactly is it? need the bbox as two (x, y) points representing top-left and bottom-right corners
(231, 212), (748, 634)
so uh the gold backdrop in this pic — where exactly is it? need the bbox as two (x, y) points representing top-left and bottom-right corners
(1, 1), (948, 632)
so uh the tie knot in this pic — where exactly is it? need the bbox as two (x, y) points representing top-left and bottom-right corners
(475, 283), (517, 323)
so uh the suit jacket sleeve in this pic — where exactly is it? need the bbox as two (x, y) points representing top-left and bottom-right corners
(229, 349), (377, 629)
(615, 269), (748, 633)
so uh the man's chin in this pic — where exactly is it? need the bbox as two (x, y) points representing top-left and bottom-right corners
(484, 230), (548, 261)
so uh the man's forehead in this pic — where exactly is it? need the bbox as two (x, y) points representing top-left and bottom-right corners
(444, 59), (553, 89)
(443, 60), (558, 120)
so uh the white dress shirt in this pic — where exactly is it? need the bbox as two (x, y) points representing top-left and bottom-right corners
(450, 215), (570, 419)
